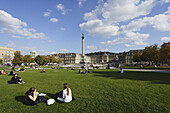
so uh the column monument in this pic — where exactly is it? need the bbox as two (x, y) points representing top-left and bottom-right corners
(80, 33), (85, 64)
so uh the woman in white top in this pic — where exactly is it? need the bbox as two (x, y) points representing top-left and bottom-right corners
(57, 83), (72, 103)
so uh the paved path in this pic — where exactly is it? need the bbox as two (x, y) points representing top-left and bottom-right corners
(121, 68), (170, 73)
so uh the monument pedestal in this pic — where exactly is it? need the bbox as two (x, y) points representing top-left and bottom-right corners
(80, 56), (85, 64)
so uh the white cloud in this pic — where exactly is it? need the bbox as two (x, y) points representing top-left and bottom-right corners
(80, 19), (119, 36)
(78, 0), (87, 7)
(50, 18), (59, 23)
(12, 35), (22, 38)
(161, 0), (170, 3)
(51, 52), (56, 54)
(80, 0), (156, 37)
(86, 45), (99, 50)
(56, 4), (68, 15)
(60, 28), (66, 31)
(4, 40), (16, 47)
(160, 37), (170, 41)
(121, 7), (170, 33)
(48, 40), (55, 43)
(101, 32), (149, 47)
(102, 0), (156, 23)
(21, 46), (55, 55)
(43, 10), (51, 17)
(0, 10), (46, 39)
(60, 49), (68, 52)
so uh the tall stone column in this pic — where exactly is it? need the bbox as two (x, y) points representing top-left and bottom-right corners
(80, 33), (85, 64)
(82, 33), (84, 57)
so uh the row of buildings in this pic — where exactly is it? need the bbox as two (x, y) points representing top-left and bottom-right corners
(55, 50), (144, 66)
(0, 46), (144, 66)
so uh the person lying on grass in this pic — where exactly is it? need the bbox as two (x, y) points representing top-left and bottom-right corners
(0, 70), (6, 75)
(10, 73), (25, 84)
(24, 87), (48, 105)
(40, 68), (46, 73)
(57, 83), (72, 103)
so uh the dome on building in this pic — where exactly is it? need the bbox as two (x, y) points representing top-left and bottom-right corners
(30, 50), (38, 58)
(30, 50), (37, 53)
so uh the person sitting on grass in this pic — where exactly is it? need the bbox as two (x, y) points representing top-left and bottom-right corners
(9, 70), (15, 76)
(25, 87), (39, 105)
(24, 87), (48, 105)
(20, 68), (25, 72)
(119, 68), (124, 73)
(17, 67), (21, 72)
(57, 83), (72, 103)
(10, 73), (25, 84)
(78, 69), (82, 74)
(85, 69), (89, 74)
(1, 70), (6, 75)
(40, 68), (46, 73)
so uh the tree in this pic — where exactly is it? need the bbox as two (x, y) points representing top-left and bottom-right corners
(142, 44), (159, 65)
(49, 55), (57, 63)
(12, 51), (23, 65)
(30, 58), (35, 63)
(23, 55), (31, 63)
(0, 59), (2, 64)
(159, 41), (170, 65)
(133, 52), (142, 64)
(58, 57), (62, 63)
(43, 56), (50, 64)
(35, 55), (43, 65)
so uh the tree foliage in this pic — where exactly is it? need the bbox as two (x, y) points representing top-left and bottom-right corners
(35, 55), (43, 64)
(0, 59), (2, 64)
(133, 52), (142, 64)
(30, 58), (35, 63)
(49, 55), (57, 63)
(12, 51), (23, 65)
(43, 56), (50, 64)
(142, 44), (159, 64)
(159, 41), (170, 62)
(58, 57), (62, 63)
(23, 55), (31, 63)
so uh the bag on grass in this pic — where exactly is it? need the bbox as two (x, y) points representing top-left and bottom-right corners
(37, 96), (48, 103)
(47, 99), (55, 105)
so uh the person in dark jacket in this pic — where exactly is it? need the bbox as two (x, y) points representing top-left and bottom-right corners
(9, 70), (15, 76)
(24, 87), (48, 105)
(24, 87), (38, 105)
(10, 73), (23, 84)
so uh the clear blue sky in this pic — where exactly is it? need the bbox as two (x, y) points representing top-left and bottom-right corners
(0, 0), (169, 55)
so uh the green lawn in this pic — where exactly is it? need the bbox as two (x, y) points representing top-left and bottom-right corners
(0, 69), (170, 113)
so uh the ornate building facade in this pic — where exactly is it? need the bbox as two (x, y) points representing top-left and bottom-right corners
(0, 46), (15, 64)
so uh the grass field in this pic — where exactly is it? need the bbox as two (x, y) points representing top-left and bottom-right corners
(0, 68), (170, 113)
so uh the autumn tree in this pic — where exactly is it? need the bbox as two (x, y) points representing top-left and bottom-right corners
(12, 51), (23, 65)
(159, 41), (170, 65)
(43, 56), (50, 64)
(133, 52), (142, 64)
(35, 55), (43, 65)
(23, 55), (31, 63)
(58, 57), (62, 63)
(0, 59), (2, 64)
(30, 58), (35, 63)
(49, 55), (57, 63)
(142, 44), (159, 65)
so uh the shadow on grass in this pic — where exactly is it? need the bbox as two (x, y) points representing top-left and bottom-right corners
(45, 92), (57, 100)
(15, 96), (25, 104)
(92, 70), (170, 84)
